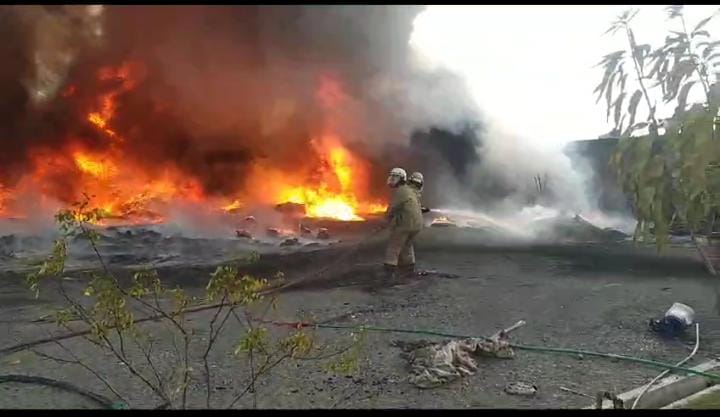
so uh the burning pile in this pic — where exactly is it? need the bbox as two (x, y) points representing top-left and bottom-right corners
(0, 7), (393, 226)
(0, 6), (482, 230)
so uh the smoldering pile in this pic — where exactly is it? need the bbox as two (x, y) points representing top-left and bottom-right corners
(424, 207), (631, 245)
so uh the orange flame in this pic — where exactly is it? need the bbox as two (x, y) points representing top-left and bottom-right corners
(273, 137), (385, 221)
(86, 62), (141, 139)
(0, 185), (8, 217)
(1, 65), (387, 225)
(73, 152), (117, 179)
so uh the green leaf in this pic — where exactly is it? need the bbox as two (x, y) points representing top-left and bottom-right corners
(596, 50), (625, 67)
(628, 9), (640, 23)
(606, 71), (617, 118)
(663, 60), (695, 102)
(699, 40), (720, 50)
(703, 45), (717, 59)
(614, 92), (626, 128)
(648, 52), (667, 79)
(234, 327), (268, 355)
(669, 31), (688, 39)
(633, 44), (652, 69)
(626, 90), (643, 131)
(693, 13), (717, 33)
(619, 71), (628, 94)
(595, 55), (623, 103)
(675, 81), (696, 115)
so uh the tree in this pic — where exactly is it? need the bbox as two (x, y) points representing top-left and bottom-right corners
(21, 195), (364, 409)
(596, 6), (720, 250)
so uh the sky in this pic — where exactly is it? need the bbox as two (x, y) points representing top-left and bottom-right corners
(410, 5), (720, 151)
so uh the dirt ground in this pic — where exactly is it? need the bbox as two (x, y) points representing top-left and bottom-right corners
(1, 226), (720, 409)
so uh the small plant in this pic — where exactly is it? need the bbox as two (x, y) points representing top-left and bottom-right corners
(24, 194), (365, 409)
(597, 6), (720, 250)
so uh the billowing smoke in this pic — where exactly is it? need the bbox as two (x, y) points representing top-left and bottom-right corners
(0, 5), (481, 207)
(2, 5), (621, 239)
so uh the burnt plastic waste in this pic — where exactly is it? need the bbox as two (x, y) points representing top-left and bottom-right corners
(649, 302), (695, 337)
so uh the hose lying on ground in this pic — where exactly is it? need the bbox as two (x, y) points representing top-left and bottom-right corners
(0, 374), (114, 409)
(630, 323), (701, 409)
(249, 318), (720, 382)
(5, 225), (717, 393)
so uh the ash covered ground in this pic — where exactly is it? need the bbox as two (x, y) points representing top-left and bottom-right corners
(1, 214), (720, 409)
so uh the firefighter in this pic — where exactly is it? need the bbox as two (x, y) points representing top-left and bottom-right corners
(383, 167), (424, 279)
(408, 171), (430, 214)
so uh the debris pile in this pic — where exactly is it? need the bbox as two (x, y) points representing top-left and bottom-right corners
(531, 214), (628, 243)
(393, 320), (524, 389)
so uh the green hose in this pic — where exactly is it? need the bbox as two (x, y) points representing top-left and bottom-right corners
(309, 323), (720, 381)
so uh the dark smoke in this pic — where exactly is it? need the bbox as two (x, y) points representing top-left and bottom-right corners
(0, 7), (35, 184)
(410, 126), (482, 179)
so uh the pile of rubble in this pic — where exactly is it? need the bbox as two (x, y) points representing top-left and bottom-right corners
(393, 321), (525, 389)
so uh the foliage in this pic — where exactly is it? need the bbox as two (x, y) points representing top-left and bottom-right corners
(598, 6), (720, 249)
(24, 195), (365, 409)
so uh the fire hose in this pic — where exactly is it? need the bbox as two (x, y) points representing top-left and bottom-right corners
(0, 374), (116, 409)
(267, 224), (388, 293)
(244, 317), (720, 383)
(630, 323), (701, 409)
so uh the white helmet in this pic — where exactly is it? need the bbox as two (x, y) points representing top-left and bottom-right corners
(409, 172), (424, 189)
(386, 167), (407, 187)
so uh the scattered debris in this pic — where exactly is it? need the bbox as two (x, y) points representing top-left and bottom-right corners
(317, 228), (330, 240)
(244, 215), (257, 224)
(280, 237), (300, 247)
(649, 302), (695, 337)
(394, 320), (525, 389)
(301, 226), (313, 237)
(266, 228), (281, 238)
(235, 229), (252, 239)
(430, 216), (457, 228)
(505, 382), (538, 397)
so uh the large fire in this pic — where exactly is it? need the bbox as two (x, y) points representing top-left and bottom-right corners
(277, 140), (380, 221)
(0, 62), (387, 225)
